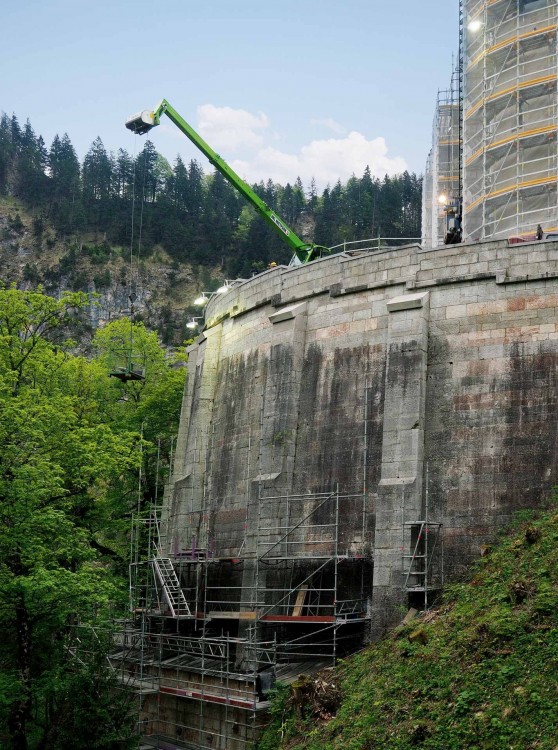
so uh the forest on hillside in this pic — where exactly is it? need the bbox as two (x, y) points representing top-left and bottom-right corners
(0, 112), (422, 277)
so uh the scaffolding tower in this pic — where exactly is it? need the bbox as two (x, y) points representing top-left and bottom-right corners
(400, 465), (444, 611)
(104, 360), (378, 750)
(113, 483), (371, 750)
(422, 66), (462, 247)
(462, 0), (558, 241)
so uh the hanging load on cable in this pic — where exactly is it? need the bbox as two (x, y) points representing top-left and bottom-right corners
(125, 99), (330, 264)
(107, 292), (146, 382)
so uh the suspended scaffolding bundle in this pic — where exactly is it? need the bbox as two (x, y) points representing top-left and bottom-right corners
(108, 292), (146, 382)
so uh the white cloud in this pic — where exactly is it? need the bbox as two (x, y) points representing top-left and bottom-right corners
(310, 117), (347, 135)
(197, 104), (270, 151)
(193, 104), (407, 190)
(231, 131), (408, 190)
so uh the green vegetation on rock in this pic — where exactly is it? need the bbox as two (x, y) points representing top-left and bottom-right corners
(0, 111), (423, 346)
(260, 508), (558, 750)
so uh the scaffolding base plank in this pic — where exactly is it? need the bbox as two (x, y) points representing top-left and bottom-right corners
(207, 611), (257, 620)
(260, 614), (336, 623)
(160, 685), (255, 709)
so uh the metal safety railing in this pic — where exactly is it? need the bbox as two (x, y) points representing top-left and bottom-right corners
(329, 237), (421, 254)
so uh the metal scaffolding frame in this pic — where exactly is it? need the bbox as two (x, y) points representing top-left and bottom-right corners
(154, 491), (368, 622)
(117, 482), (371, 749)
(401, 467), (444, 611)
(110, 621), (270, 750)
(422, 149), (435, 247)
(463, 0), (558, 241)
(422, 65), (462, 247)
(107, 366), (377, 749)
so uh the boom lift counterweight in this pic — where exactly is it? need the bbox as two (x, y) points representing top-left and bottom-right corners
(126, 99), (330, 264)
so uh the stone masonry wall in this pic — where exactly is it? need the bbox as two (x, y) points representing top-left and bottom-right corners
(165, 237), (558, 634)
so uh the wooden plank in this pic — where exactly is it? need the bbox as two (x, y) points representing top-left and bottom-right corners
(208, 611), (257, 620)
(291, 585), (308, 616)
(260, 615), (336, 623)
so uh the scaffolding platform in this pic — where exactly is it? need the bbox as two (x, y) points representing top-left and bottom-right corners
(120, 438), (372, 750)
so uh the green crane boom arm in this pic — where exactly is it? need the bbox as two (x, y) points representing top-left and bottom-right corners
(125, 99), (328, 264)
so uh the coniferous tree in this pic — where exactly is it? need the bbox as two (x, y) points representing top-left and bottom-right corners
(292, 177), (306, 221)
(114, 148), (134, 200)
(135, 140), (159, 204)
(315, 181), (343, 245)
(49, 134), (80, 201)
(14, 120), (46, 205)
(82, 137), (112, 202)
(0, 110), (424, 268)
(359, 166), (379, 237)
(82, 137), (113, 230)
(168, 155), (189, 212)
(10, 114), (22, 154)
(0, 114), (15, 194)
(307, 177), (318, 212)
(344, 174), (361, 241)
(279, 183), (295, 225)
(188, 159), (205, 222)
(48, 133), (83, 233)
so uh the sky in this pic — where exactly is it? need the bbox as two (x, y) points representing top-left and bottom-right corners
(3, 0), (459, 191)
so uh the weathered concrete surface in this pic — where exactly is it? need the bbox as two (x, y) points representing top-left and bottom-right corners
(372, 290), (430, 637)
(166, 237), (558, 635)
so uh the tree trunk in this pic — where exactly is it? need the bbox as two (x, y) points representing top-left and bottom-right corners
(8, 589), (32, 750)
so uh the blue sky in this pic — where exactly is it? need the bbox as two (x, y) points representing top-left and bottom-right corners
(3, 0), (459, 190)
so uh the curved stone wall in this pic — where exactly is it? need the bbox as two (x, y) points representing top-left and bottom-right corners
(165, 237), (558, 633)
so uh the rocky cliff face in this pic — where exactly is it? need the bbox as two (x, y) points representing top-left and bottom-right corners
(0, 198), (210, 344)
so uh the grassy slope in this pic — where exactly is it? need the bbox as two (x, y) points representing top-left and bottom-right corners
(262, 507), (558, 750)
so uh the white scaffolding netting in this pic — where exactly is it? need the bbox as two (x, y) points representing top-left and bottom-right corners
(463, 0), (558, 241)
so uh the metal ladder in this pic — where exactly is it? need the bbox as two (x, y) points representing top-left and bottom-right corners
(152, 557), (192, 618)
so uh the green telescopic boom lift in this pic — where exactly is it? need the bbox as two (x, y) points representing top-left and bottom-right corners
(125, 99), (330, 264)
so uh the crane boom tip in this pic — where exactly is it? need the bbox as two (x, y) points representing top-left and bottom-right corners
(125, 110), (157, 135)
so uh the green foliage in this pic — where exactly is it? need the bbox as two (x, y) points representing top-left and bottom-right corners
(93, 318), (186, 510)
(0, 284), (88, 393)
(93, 269), (112, 288)
(257, 682), (297, 750)
(31, 215), (45, 238)
(262, 508), (558, 750)
(36, 630), (137, 750)
(271, 429), (293, 446)
(82, 242), (111, 265)
(7, 212), (24, 234)
(22, 264), (40, 284)
(0, 287), (185, 748)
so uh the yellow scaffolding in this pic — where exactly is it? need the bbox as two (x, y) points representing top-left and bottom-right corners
(422, 66), (462, 248)
(463, 0), (558, 240)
